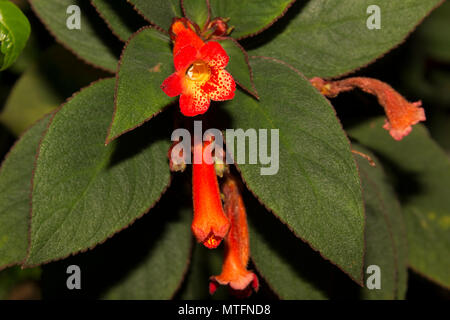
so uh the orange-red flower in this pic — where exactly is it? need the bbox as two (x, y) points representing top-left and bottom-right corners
(310, 77), (426, 141)
(209, 176), (259, 297)
(161, 19), (236, 117)
(192, 140), (230, 249)
(169, 18), (203, 56)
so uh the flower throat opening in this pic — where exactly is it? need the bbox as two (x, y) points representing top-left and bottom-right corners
(186, 61), (211, 82)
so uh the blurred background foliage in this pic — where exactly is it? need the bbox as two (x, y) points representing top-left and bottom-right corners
(0, 0), (448, 300)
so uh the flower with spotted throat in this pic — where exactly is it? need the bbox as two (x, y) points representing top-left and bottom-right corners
(161, 19), (236, 117)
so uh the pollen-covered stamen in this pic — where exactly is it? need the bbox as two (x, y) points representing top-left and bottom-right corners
(186, 61), (211, 82)
(203, 232), (222, 249)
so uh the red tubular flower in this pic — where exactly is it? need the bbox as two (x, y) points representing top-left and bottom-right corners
(310, 77), (426, 141)
(161, 19), (236, 117)
(192, 140), (230, 249)
(209, 176), (259, 297)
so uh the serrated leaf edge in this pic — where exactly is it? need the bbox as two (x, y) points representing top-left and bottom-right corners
(0, 113), (53, 271)
(105, 25), (175, 145)
(22, 78), (172, 268)
(216, 36), (259, 99)
(232, 55), (366, 285)
(29, 0), (117, 73)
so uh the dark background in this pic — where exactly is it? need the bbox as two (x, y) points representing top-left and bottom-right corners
(0, 0), (448, 300)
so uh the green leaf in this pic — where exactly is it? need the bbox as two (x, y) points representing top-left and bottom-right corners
(349, 118), (450, 289)
(127, 0), (182, 31)
(218, 37), (258, 98)
(1, 45), (110, 136)
(417, 0), (450, 62)
(353, 145), (408, 300)
(0, 115), (52, 269)
(177, 244), (226, 299)
(107, 27), (174, 143)
(248, 197), (329, 299)
(401, 52), (450, 108)
(0, 0), (30, 71)
(30, 0), (119, 72)
(210, 0), (295, 39)
(182, 0), (209, 28)
(223, 57), (365, 283)
(6, 26), (40, 74)
(427, 110), (450, 153)
(39, 185), (191, 299)
(0, 64), (60, 136)
(25, 78), (171, 266)
(0, 267), (41, 299)
(250, 0), (442, 78)
(103, 207), (192, 299)
(91, 0), (144, 42)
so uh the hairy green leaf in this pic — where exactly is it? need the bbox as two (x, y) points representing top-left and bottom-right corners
(0, 45), (106, 136)
(210, 0), (294, 39)
(177, 244), (226, 299)
(0, 0), (30, 71)
(349, 118), (450, 289)
(103, 207), (192, 299)
(248, 197), (329, 299)
(401, 52), (450, 108)
(91, 0), (144, 42)
(0, 115), (51, 269)
(182, 0), (209, 28)
(127, 0), (181, 31)
(38, 185), (191, 299)
(250, 0), (442, 78)
(218, 37), (257, 98)
(30, 0), (119, 72)
(25, 79), (171, 266)
(107, 27), (174, 143)
(0, 64), (60, 136)
(354, 145), (408, 299)
(417, 0), (450, 62)
(223, 57), (365, 283)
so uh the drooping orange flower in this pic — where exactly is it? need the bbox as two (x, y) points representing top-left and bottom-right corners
(209, 176), (259, 297)
(192, 140), (230, 249)
(310, 77), (426, 141)
(161, 18), (236, 117)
